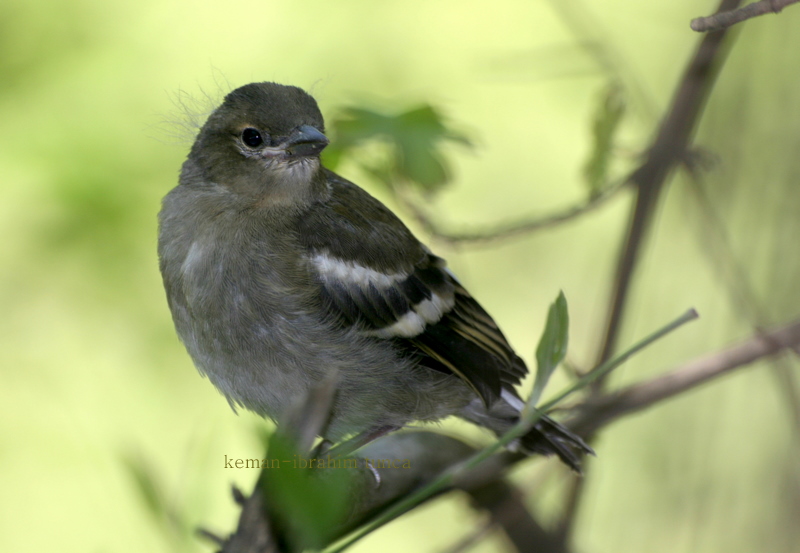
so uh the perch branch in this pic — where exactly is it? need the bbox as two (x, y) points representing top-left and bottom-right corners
(216, 314), (800, 552)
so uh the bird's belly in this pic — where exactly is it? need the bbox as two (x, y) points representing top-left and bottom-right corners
(171, 236), (474, 437)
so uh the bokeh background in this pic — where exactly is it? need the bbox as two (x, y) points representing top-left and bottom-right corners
(1, 0), (799, 552)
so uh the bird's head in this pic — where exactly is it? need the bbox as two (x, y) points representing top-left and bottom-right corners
(186, 82), (330, 206)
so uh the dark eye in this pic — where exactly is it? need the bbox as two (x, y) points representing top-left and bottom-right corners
(241, 128), (264, 148)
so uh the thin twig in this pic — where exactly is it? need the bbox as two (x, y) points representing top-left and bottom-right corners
(401, 181), (625, 246)
(570, 317), (800, 436)
(594, 0), (743, 372)
(561, 0), (743, 544)
(220, 489), (277, 553)
(540, 309), (699, 412)
(440, 521), (494, 553)
(691, 0), (800, 32)
(465, 480), (573, 553)
(196, 528), (226, 547)
(684, 170), (800, 436)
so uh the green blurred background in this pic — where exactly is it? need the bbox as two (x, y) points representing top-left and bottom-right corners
(1, 0), (798, 551)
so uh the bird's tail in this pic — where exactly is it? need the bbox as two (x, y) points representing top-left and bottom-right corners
(517, 415), (594, 473)
(461, 391), (594, 472)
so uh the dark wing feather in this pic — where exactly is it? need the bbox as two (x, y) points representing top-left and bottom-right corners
(298, 172), (528, 406)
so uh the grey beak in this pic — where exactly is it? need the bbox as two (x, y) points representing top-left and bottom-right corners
(284, 125), (329, 157)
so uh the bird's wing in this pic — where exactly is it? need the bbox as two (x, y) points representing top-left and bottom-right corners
(297, 172), (527, 405)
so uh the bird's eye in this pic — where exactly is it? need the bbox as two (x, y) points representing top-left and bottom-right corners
(241, 128), (264, 148)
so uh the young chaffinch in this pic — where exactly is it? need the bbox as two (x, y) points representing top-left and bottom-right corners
(158, 82), (592, 470)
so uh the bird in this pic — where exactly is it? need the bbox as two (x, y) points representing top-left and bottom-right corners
(158, 81), (592, 471)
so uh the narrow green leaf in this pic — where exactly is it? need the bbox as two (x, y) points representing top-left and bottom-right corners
(530, 291), (569, 407)
(539, 308), (700, 411)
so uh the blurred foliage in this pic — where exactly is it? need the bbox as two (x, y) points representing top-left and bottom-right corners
(583, 82), (627, 196)
(323, 104), (471, 194)
(122, 451), (173, 525)
(0, 1), (798, 553)
(259, 433), (354, 551)
(121, 449), (197, 550)
(531, 291), (570, 405)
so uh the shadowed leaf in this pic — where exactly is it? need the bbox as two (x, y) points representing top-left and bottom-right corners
(583, 83), (625, 196)
(260, 432), (353, 551)
(530, 291), (569, 407)
(323, 103), (471, 194)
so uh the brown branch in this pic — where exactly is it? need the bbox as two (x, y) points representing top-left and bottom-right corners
(594, 0), (742, 370)
(400, 181), (625, 246)
(464, 480), (573, 553)
(213, 313), (800, 552)
(570, 317), (800, 436)
(684, 171), (800, 435)
(441, 521), (494, 553)
(331, 317), (800, 547)
(691, 0), (800, 32)
(562, 7), (741, 534)
(219, 488), (277, 553)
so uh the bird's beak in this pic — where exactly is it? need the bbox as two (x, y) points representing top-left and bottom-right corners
(284, 125), (329, 157)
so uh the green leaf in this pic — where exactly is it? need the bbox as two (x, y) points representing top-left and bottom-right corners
(538, 308), (699, 412)
(530, 291), (569, 407)
(324, 103), (471, 194)
(260, 432), (353, 551)
(583, 83), (625, 196)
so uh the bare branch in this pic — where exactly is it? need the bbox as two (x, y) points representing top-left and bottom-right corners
(684, 172), (800, 435)
(465, 480), (573, 553)
(220, 489), (278, 553)
(691, 0), (800, 32)
(330, 316), (800, 548)
(594, 0), (743, 371)
(215, 314), (800, 552)
(570, 317), (800, 436)
(441, 522), (494, 553)
(400, 182), (625, 246)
